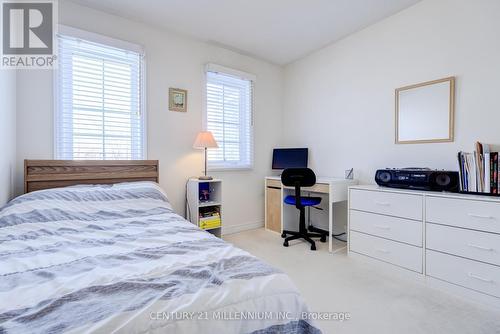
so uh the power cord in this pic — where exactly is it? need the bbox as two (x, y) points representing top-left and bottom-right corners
(185, 180), (191, 220)
(185, 177), (198, 221)
(308, 225), (347, 242)
(331, 232), (347, 242)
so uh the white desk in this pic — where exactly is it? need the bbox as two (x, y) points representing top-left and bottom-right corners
(265, 176), (358, 252)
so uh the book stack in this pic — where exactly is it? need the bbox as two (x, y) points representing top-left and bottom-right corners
(458, 142), (499, 194)
(199, 208), (221, 230)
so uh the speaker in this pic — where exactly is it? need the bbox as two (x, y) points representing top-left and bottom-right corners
(375, 169), (459, 192)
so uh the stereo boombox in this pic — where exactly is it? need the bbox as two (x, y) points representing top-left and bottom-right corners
(375, 168), (459, 192)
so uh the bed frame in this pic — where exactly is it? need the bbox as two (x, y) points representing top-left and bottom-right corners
(24, 160), (159, 193)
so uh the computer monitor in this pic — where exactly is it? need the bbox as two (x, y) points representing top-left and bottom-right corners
(272, 148), (308, 170)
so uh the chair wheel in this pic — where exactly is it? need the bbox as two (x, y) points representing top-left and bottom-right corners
(281, 232), (286, 238)
(310, 244), (316, 251)
(283, 241), (289, 247)
(320, 235), (327, 243)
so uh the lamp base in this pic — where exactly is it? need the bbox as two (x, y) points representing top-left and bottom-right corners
(198, 175), (213, 180)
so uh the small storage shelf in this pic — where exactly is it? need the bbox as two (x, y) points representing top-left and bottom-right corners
(186, 178), (222, 237)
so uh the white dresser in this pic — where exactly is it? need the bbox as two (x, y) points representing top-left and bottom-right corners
(348, 185), (500, 304)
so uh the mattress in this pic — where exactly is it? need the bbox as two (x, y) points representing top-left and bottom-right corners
(0, 182), (320, 333)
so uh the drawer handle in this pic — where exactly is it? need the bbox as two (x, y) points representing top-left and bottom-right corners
(468, 272), (494, 283)
(468, 213), (494, 220)
(374, 201), (390, 206)
(468, 243), (494, 252)
(375, 248), (390, 254)
(373, 224), (391, 230)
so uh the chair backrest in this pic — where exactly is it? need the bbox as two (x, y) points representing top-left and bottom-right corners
(281, 168), (316, 188)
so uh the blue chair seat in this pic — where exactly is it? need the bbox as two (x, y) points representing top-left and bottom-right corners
(284, 195), (321, 206)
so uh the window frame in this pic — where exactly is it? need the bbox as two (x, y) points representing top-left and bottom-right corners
(54, 25), (147, 160)
(203, 63), (255, 171)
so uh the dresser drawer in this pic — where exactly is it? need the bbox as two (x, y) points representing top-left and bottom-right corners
(427, 250), (500, 298)
(350, 231), (422, 272)
(426, 196), (500, 234)
(350, 210), (422, 246)
(266, 179), (282, 188)
(426, 223), (500, 266)
(350, 189), (422, 220)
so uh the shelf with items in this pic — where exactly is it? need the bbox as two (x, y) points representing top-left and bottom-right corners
(199, 206), (221, 230)
(458, 141), (500, 196)
(186, 178), (222, 237)
(198, 181), (222, 204)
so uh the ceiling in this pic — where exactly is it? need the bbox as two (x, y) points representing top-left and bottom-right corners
(70, 0), (421, 65)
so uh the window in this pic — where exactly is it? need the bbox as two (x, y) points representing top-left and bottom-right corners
(55, 28), (145, 160)
(205, 64), (254, 170)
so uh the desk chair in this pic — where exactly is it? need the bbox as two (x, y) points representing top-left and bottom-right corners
(281, 168), (328, 251)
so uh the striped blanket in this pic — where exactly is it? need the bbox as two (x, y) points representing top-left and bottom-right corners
(0, 182), (320, 334)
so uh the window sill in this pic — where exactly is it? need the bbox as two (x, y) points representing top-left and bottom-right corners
(208, 166), (253, 172)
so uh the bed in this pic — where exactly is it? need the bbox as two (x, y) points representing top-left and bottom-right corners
(0, 160), (320, 333)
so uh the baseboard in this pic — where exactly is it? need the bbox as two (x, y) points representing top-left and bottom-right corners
(222, 220), (264, 235)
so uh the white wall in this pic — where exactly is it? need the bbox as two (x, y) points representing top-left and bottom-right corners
(15, 1), (284, 232)
(283, 0), (500, 184)
(17, 0), (500, 232)
(0, 70), (16, 206)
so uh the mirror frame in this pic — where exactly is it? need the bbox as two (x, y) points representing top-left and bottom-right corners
(395, 76), (455, 144)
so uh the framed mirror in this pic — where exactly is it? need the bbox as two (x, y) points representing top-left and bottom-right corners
(395, 77), (455, 144)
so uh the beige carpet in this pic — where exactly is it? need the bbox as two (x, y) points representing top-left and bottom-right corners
(224, 228), (500, 334)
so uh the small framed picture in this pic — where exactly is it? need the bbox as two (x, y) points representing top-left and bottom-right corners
(169, 88), (187, 112)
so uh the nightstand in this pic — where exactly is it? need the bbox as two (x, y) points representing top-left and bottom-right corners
(186, 178), (222, 237)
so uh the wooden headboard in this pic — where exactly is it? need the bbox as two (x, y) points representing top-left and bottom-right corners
(24, 160), (159, 193)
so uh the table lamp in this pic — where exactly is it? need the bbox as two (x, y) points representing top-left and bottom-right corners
(193, 131), (219, 180)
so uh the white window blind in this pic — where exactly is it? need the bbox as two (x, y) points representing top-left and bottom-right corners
(55, 32), (145, 160)
(205, 65), (254, 170)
